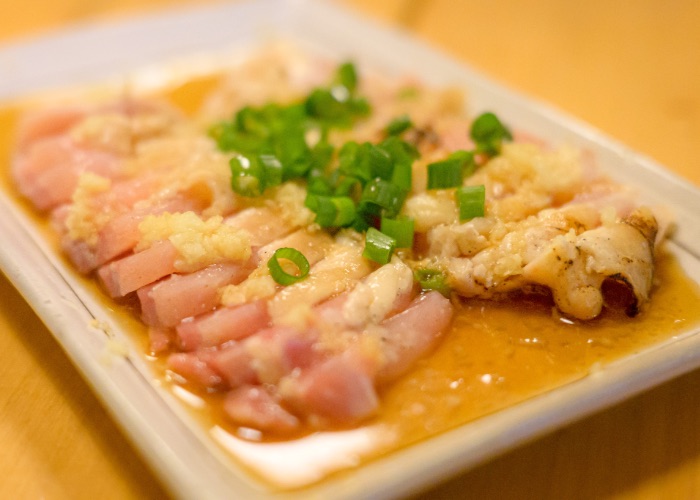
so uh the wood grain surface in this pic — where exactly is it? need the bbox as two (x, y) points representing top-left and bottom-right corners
(0, 1), (699, 498)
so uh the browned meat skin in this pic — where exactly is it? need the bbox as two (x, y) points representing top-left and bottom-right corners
(524, 207), (656, 319)
(439, 206), (658, 320)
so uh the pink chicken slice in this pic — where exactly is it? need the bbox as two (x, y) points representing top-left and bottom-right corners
(15, 105), (88, 152)
(375, 291), (454, 383)
(223, 386), (301, 434)
(280, 352), (380, 426)
(169, 283), (452, 429)
(278, 291), (452, 425)
(139, 262), (254, 328)
(97, 240), (179, 298)
(97, 205), (292, 299)
(14, 136), (122, 211)
(58, 194), (204, 274)
(176, 300), (270, 351)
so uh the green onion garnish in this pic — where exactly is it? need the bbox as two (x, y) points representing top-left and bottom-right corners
(389, 160), (412, 191)
(229, 155), (263, 197)
(306, 194), (356, 228)
(229, 153), (288, 196)
(267, 247), (311, 286)
(212, 62), (373, 197)
(215, 65), (511, 269)
(470, 111), (513, 156)
(426, 149), (478, 190)
(380, 136), (419, 167)
(457, 184), (486, 221)
(258, 154), (283, 188)
(338, 142), (393, 182)
(358, 178), (408, 219)
(309, 141), (334, 172)
(305, 88), (350, 121)
(336, 62), (358, 92)
(380, 216), (415, 248)
(307, 175), (333, 195)
(448, 150), (476, 177)
(414, 268), (451, 297)
(363, 227), (396, 265)
(366, 143), (394, 180)
(427, 158), (463, 190)
(338, 141), (368, 181)
(333, 176), (362, 197)
(305, 62), (370, 127)
(385, 115), (413, 136)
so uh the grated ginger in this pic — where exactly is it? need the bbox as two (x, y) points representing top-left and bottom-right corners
(137, 212), (251, 272)
(66, 172), (112, 245)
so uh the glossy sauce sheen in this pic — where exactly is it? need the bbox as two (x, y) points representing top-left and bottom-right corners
(2, 75), (700, 488)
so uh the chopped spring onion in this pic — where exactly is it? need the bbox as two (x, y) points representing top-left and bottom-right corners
(306, 175), (333, 195)
(305, 194), (356, 228)
(427, 158), (463, 190)
(380, 136), (418, 189)
(268, 247), (311, 286)
(258, 154), (283, 188)
(338, 142), (366, 180)
(305, 81), (370, 126)
(385, 115), (413, 136)
(336, 62), (358, 92)
(380, 136), (419, 166)
(229, 153), (286, 196)
(364, 143), (393, 180)
(212, 103), (309, 156)
(213, 62), (373, 197)
(229, 155), (264, 197)
(390, 160), (412, 191)
(309, 141), (334, 171)
(363, 227), (396, 265)
(470, 111), (513, 156)
(448, 150), (476, 177)
(380, 216), (414, 248)
(426, 150), (477, 190)
(305, 88), (349, 121)
(216, 65), (511, 270)
(333, 176), (362, 197)
(457, 184), (486, 221)
(414, 268), (451, 297)
(358, 178), (408, 219)
(338, 142), (393, 182)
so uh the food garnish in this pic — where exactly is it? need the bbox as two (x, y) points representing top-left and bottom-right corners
(267, 247), (311, 285)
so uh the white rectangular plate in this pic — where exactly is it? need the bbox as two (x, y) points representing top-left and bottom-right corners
(2, 1), (700, 498)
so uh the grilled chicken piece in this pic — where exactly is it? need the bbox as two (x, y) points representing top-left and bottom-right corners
(435, 205), (657, 320)
(523, 207), (657, 319)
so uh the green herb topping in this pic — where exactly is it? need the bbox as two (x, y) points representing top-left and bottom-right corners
(212, 61), (514, 289)
(268, 247), (311, 286)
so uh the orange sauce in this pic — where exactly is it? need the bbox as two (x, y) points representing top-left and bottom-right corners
(2, 76), (700, 490)
(377, 250), (700, 444)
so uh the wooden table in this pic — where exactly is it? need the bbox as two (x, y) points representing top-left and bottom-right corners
(1, 1), (699, 498)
